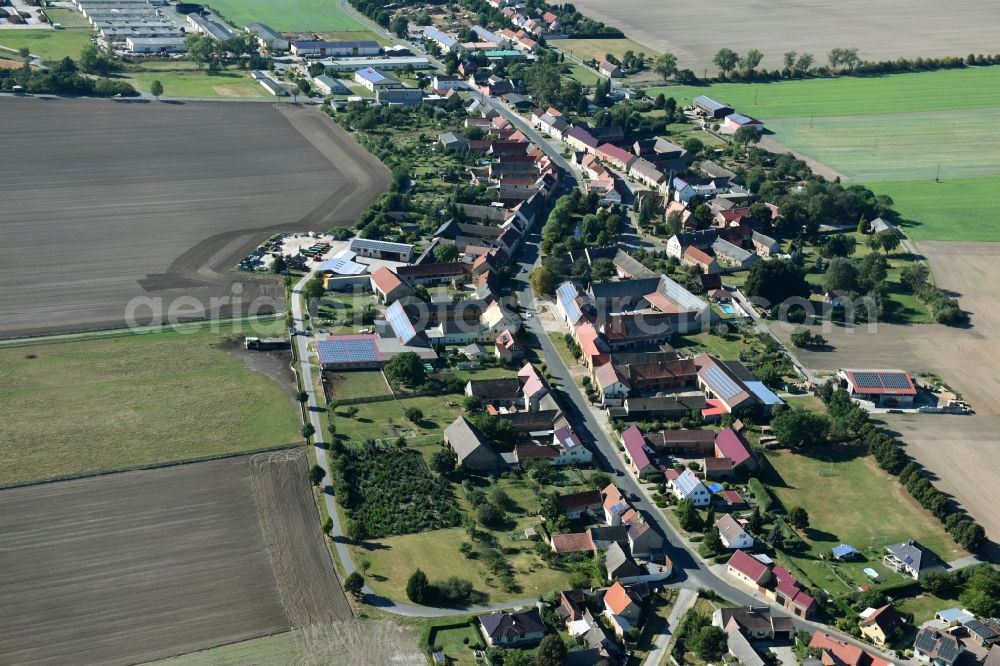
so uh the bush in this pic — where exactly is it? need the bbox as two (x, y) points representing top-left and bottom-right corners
(748, 477), (774, 513)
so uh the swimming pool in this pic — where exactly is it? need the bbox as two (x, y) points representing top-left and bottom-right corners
(720, 304), (736, 315)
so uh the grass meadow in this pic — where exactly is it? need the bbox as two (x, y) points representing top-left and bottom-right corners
(763, 447), (964, 596)
(867, 177), (1000, 241)
(125, 69), (264, 97)
(203, 0), (363, 31)
(0, 323), (300, 485)
(0, 29), (93, 63)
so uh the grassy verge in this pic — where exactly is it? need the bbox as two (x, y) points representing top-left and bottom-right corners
(0, 321), (300, 485)
(547, 332), (579, 367)
(149, 631), (303, 665)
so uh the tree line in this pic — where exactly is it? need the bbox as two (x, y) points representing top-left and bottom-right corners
(0, 49), (137, 96)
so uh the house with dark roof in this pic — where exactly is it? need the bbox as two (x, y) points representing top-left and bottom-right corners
(667, 229), (719, 259)
(693, 95), (734, 118)
(560, 489), (603, 520)
(713, 606), (795, 641)
(627, 520), (664, 557)
(551, 531), (597, 554)
(914, 627), (963, 666)
(713, 237), (759, 270)
(859, 604), (904, 646)
(444, 416), (500, 472)
(477, 609), (546, 647)
(883, 540), (926, 579)
(645, 429), (716, 455)
(465, 377), (522, 406)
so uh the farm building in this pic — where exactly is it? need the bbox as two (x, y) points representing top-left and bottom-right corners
(354, 67), (401, 91)
(349, 237), (415, 262)
(723, 113), (764, 133)
(839, 369), (916, 407)
(312, 75), (350, 95)
(376, 87), (424, 105)
(125, 37), (186, 54)
(712, 238), (759, 270)
(423, 26), (460, 52)
(245, 23), (288, 52)
(597, 60), (622, 78)
(692, 95), (734, 118)
(445, 416), (500, 472)
(316, 335), (383, 370)
(186, 13), (232, 41)
(292, 40), (380, 57)
(251, 71), (287, 96)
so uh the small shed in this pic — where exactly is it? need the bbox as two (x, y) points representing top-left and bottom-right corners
(832, 544), (860, 561)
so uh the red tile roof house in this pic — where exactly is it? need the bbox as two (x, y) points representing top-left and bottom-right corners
(809, 631), (891, 666)
(620, 425), (658, 478)
(726, 550), (772, 588)
(593, 361), (630, 406)
(714, 428), (757, 471)
(682, 246), (721, 274)
(495, 328), (524, 362)
(770, 564), (816, 619)
(550, 531), (597, 554)
(369, 266), (412, 304)
(602, 484), (634, 526)
(596, 143), (638, 171)
(603, 581), (642, 636)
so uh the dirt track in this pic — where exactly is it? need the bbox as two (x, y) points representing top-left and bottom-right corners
(781, 241), (1000, 543)
(568, 0), (1000, 70)
(0, 450), (350, 665)
(0, 98), (388, 338)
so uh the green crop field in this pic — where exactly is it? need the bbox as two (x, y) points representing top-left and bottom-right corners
(203, 0), (363, 32)
(0, 323), (300, 485)
(551, 37), (658, 62)
(867, 177), (1000, 241)
(646, 67), (1000, 118)
(125, 70), (264, 98)
(648, 68), (1000, 241)
(0, 29), (94, 63)
(766, 109), (1000, 181)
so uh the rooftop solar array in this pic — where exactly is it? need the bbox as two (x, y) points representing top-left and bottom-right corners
(557, 282), (583, 324)
(847, 370), (914, 392)
(659, 275), (708, 312)
(675, 470), (703, 495)
(703, 366), (744, 400)
(386, 301), (418, 345)
(423, 26), (457, 47)
(350, 237), (413, 253)
(317, 337), (380, 364)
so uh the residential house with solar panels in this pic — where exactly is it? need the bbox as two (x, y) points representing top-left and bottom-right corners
(914, 627), (963, 666)
(839, 368), (917, 407)
(671, 469), (711, 506)
(349, 237), (415, 262)
(694, 353), (784, 416)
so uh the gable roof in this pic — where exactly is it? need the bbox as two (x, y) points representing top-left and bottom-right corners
(714, 428), (753, 467)
(885, 540), (924, 572)
(551, 531), (596, 553)
(809, 632), (891, 666)
(621, 426), (653, 471)
(445, 416), (493, 460)
(371, 266), (405, 294)
(478, 609), (545, 641)
(727, 549), (769, 583)
(604, 581), (640, 615)
(716, 514), (749, 543)
(674, 468), (706, 498)
(860, 604), (904, 634)
(605, 541), (641, 577)
(561, 489), (603, 512)
(915, 627), (962, 663)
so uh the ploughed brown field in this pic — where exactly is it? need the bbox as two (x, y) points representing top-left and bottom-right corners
(0, 98), (388, 338)
(0, 449), (351, 665)
(566, 0), (1000, 71)
(776, 241), (1000, 544)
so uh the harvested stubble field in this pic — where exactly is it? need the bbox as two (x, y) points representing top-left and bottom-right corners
(568, 0), (1000, 71)
(778, 241), (1000, 542)
(0, 450), (351, 666)
(0, 98), (388, 338)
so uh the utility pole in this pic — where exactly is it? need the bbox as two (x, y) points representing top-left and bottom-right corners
(809, 114), (814, 128)
(935, 164), (941, 182)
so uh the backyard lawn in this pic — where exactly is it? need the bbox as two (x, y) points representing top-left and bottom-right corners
(427, 621), (482, 665)
(0, 29), (93, 63)
(763, 447), (964, 596)
(0, 321), (300, 485)
(202, 0), (364, 31)
(548, 332), (580, 367)
(325, 369), (392, 401)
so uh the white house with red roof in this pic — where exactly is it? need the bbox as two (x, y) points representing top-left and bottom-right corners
(726, 551), (816, 619)
(495, 328), (524, 362)
(726, 550), (772, 587)
(603, 581), (643, 636)
(671, 468), (711, 506)
(369, 266), (412, 304)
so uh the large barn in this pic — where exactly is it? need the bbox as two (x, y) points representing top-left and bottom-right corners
(839, 369), (917, 407)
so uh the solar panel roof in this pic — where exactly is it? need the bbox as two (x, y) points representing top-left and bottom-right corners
(317, 337), (380, 364)
(386, 301), (418, 345)
(704, 366), (743, 400)
(557, 282), (583, 323)
(350, 237), (413, 253)
(844, 369), (915, 394)
(659, 275), (708, 312)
